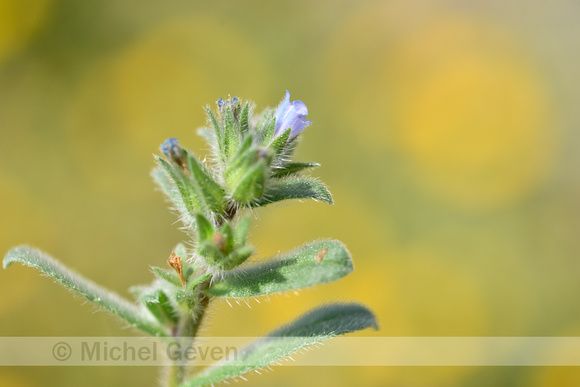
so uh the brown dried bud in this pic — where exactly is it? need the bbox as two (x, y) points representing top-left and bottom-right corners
(168, 252), (185, 287)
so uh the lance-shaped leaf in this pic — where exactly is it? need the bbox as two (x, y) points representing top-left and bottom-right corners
(3, 246), (168, 337)
(206, 240), (352, 298)
(185, 151), (227, 215)
(269, 128), (291, 158)
(271, 162), (320, 179)
(234, 215), (251, 245)
(195, 213), (215, 242)
(182, 303), (377, 387)
(223, 105), (239, 159)
(151, 266), (182, 288)
(238, 102), (250, 134)
(257, 110), (276, 145)
(204, 107), (223, 155)
(155, 157), (199, 228)
(252, 178), (333, 207)
(151, 165), (174, 197)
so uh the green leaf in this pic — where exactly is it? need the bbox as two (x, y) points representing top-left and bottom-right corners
(195, 214), (215, 242)
(230, 159), (268, 205)
(187, 272), (211, 292)
(156, 150), (227, 223)
(271, 162), (320, 178)
(198, 240), (226, 268)
(206, 240), (352, 298)
(269, 128), (291, 157)
(223, 134), (255, 185)
(239, 102), (250, 134)
(196, 127), (215, 146)
(234, 215), (251, 245)
(204, 107), (223, 157)
(223, 106), (239, 159)
(151, 266), (182, 288)
(173, 272), (211, 309)
(184, 265), (195, 280)
(141, 289), (179, 327)
(258, 110), (276, 145)
(185, 151), (227, 215)
(3, 246), (167, 337)
(182, 303), (377, 387)
(224, 245), (253, 269)
(156, 157), (198, 228)
(253, 178), (333, 207)
(151, 166), (174, 197)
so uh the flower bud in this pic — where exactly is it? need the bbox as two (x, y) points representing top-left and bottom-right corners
(195, 215), (254, 271)
(228, 148), (271, 205)
(160, 137), (186, 167)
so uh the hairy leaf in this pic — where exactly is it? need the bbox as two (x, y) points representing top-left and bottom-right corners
(223, 105), (238, 159)
(156, 157), (199, 228)
(206, 240), (352, 298)
(230, 159), (268, 205)
(204, 107), (223, 158)
(195, 214), (215, 242)
(269, 128), (291, 157)
(271, 162), (320, 178)
(185, 151), (227, 215)
(183, 303), (377, 386)
(239, 102), (250, 134)
(258, 110), (276, 145)
(3, 246), (167, 337)
(151, 266), (181, 288)
(151, 166), (174, 197)
(234, 215), (251, 245)
(253, 178), (333, 207)
(141, 289), (179, 327)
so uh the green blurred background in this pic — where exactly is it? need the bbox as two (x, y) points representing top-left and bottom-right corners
(1, 0), (580, 386)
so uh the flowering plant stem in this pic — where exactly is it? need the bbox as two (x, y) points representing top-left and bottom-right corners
(4, 92), (377, 386)
(167, 280), (210, 386)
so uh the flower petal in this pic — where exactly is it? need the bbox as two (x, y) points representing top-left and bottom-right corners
(274, 91), (310, 139)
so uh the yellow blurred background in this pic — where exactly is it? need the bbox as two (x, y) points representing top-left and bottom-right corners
(2, 0), (580, 386)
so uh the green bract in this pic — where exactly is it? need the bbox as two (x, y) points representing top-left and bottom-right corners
(3, 93), (377, 387)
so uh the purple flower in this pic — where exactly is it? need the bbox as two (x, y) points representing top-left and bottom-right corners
(274, 91), (311, 139)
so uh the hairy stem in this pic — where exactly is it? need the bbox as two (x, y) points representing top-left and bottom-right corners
(217, 201), (237, 228)
(165, 278), (212, 387)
